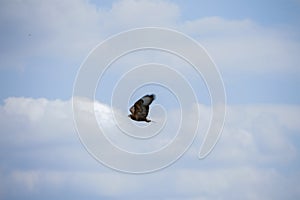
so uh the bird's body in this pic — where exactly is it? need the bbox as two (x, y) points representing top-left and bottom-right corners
(128, 94), (155, 123)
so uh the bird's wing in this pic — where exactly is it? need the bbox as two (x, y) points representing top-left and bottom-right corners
(141, 94), (155, 106)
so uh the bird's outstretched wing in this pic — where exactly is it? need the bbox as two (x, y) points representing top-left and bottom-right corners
(129, 94), (155, 121)
(141, 94), (155, 106)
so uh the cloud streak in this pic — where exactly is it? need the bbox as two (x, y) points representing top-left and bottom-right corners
(1, 0), (299, 74)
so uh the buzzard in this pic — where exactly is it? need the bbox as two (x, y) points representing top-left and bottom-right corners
(128, 94), (155, 123)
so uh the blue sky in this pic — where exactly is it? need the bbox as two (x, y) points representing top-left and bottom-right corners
(1, 0), (300, 199)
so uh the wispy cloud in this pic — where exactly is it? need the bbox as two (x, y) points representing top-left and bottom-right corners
(181, 16), (300, 73)
(1, 0), (299, 74)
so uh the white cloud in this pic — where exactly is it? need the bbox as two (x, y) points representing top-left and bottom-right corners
(1, 97), (73, 146)
(181, 16), (300, 73)
(0, 97), (300, 199)
(0, 0), (180, 69)
(99, 0), (179, 33)
(1, 0), (300, 198)
(0, 0), (102, 69)
(205, 104), (300, 166)
(3, 170), (140, 198)
(174, 167), (300, 200)
(2, 0), (299, 75)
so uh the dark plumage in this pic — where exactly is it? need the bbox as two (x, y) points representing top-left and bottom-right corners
(128, 94), (155, 123)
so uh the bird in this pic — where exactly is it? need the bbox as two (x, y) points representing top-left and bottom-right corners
(128, 94), (155, 123)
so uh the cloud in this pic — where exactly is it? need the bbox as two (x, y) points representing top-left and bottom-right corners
(1, 97), (73, 145)
(1, 0), (300, 199)
(181, 16), (300, 73)
(99, 0), (179, 33)
(0, 0), (102, 69)
(0, 97), (300, 199)
(210, 105), (299, 165)
(174, 167), (300, 200)
(2, 0), (299, 76)
(0, 0), (180, 70)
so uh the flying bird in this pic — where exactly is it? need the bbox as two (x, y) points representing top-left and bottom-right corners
(128, 94), (155, 123)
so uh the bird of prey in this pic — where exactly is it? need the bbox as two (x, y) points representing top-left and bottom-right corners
(128, 94), (155, 123)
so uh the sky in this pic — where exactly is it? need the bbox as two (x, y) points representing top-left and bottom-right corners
(0, 0), (300, 199)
